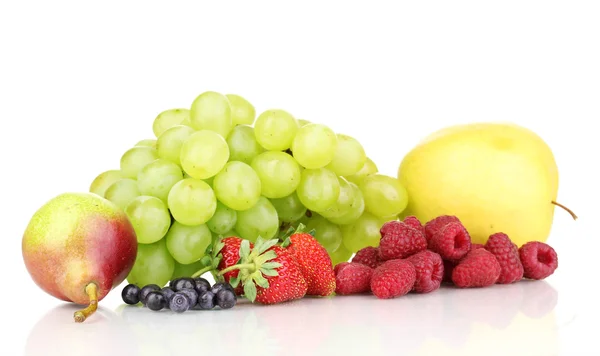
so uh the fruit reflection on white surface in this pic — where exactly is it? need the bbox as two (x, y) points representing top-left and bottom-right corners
(25, 281), (560, 356)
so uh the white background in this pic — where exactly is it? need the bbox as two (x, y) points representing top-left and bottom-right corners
(1, 1), (599, 355)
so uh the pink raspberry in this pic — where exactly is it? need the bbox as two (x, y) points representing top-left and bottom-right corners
(405, 250), (444, 293)
(471, 243), (485, 250)
(334, 262), (351, 275)
(351, 246), (383, 269)
(334, 262), (373, 295)
(370, 259), (416, 299)
(403, 216), (424, 232)
(424, 215), (460, 242)
(452, 248), (501, 288)
(378, 221), (427, 261)
(484, 232), (524, 284)
(519, 241), (558, 280)
(428, 222), (471, 262)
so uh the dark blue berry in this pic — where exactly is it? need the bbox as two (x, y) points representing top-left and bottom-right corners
(211, 282), (234, 296)
(161, 287), (175, 304)
(172, 278), (195, 291)
(169, 292), (190, 313)
(121, 284), (141, 305)
(146, 292), (167, 311)
(194, 278), (211, 294)
(179, 288), (198, 306)
(197, 291), (215, 310)
(139, 284), (161, 305)
(216, 290), (237, 309)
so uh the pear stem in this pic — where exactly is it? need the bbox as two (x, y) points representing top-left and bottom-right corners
(73, 283), (98, 323)
(217, 263), (256, 276)
(552, 201), (578, 220)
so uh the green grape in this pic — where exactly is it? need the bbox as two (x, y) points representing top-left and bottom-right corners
(326, 134), (367, 176)
(341, 212), (385, 252)
(190, 91), (233, 138)
(168, 178), (217, 226)
(235, 196), (279, 242)
(171, 260), (205, 280)
(291, 123), (337, 169)
(104, 178), (141, 210)
(297, 119), (311, 127)
(127, 238), (175, 287)
(305, 214), (343, 253)
(156, 125), (195, 166)
(345, 157), (378, 186)
(135, 139), (157, 148)
(318, 177), (354, 219)
(251, 151), (301, 198)
(152, 108), (191, 138)
(125, 196), (171, 244)
(213, 161), (261, 211)
(206, 202), (237, 234)
(296, 168), (340, 212)
(254, 109), (298, 151)
(226, 125), (265, 164)
(120, 147), (159, 179)
(137, 159), (183, 202)
(89, 170), (123, 197)
(329, 244), (353, 266)
(326, 182), (365, 225)
(226, 94), (256, 126)
(360, 174), (409, 218)
(180, 130), (230, 179)
(165, 222), (212, 265)
(270, 193), (307, 223)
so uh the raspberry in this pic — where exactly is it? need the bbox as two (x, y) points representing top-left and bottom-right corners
(424, 215), (460, 242)
(351, 246), (383, 269)
(371, 259), (416, 299)
(452, 248), (501, 288)
(442, 260), (456, 283)
(334, 262), (373, 295)
(405, 250), (444, 293)
(428, 222), (471, 262)
(378, 221), (427, 261)
(471, 243), (485, 250)
(484, 232), (524, 284)
(519, 241), (558, 280)
(403, 216), (424, 232)
(334, 262), (351, 275)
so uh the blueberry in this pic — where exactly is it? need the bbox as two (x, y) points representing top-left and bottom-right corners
(146, 291), (167, 311)
(161, 287), (175, 304)
(121, 284), (141, 305)
(179, 288), (198, 306)
(172, 278), (195, 291)
(216, 290), (237, 309)
(169, 278), (180, 288)
(169, 292), (190, 313)
(211, 282), (234, 296)
(139, 284), (161, 305)
(194, 278), (211, 294)
(197, 291), (215, 310)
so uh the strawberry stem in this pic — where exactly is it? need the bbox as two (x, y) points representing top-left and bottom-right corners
(217, 263), (256, 276)
(191, 265), (215, 278)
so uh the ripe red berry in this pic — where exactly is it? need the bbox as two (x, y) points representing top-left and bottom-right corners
(378, 221), (427, 261)
(442, 259), (456, 283)
(452, 248), (501, 288)
(428, 222), (471, 262)
(352, 246), (383, 269)
(424, 215), (460, 242)
(484, 232), (524, 284)
(405, 250), (444, 293)
(370, 259), (416, 299)
(403, 216), (424, 232)
(470, 243), (485, 250)
(334, 262), (373, 295)
(519, 241), (558, 280)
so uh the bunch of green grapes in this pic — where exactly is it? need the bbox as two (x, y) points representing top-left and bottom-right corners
(88, 90), (409, 286)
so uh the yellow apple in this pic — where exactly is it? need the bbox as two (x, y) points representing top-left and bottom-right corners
(397, 122), (574, 246)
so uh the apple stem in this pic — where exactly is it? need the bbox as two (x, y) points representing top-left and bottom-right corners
(73, 283), (98, 323)
(552, 201), (578, 220)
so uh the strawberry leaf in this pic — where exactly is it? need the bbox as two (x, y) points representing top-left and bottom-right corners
(230, 275), (241, 288)
(200, 255), (212, 267)
(239, 239), (251, 260)
(257, 238), (279, 254)
(253, 272), (270, 289)
(255, 250), (277, 265)
(244, 280), (257, 302)
(261, 262), (283, 269)
(281, 236), (291, 248)
(260, 268), (279, 277)
(308, 228), (316, 237)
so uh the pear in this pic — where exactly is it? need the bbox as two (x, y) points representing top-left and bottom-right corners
(22, 192), (138, 322)
(398, 123), (575, 246)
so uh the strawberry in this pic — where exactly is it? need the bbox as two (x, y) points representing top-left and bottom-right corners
(284, 227), (336, 296)
(217, 237), (308, 304)
(215, 237), (253, 295)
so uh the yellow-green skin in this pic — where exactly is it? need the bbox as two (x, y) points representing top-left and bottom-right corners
(398, 123), (559, 247)
(22, 193), (137, 305)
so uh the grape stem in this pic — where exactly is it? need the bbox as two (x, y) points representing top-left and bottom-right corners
(191, 266), (215, 279)
(217, 263), (256, 276)
(73, 283), (98, 323)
